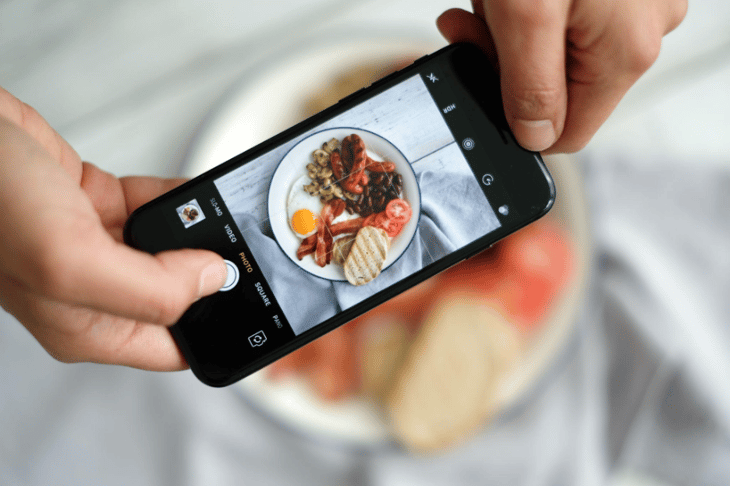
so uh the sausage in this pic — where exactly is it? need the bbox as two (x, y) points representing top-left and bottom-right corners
(330, 149), (346, 180)
(366, 156), (396, 173)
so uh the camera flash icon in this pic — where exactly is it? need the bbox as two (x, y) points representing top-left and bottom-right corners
(498, 205), (509, 216)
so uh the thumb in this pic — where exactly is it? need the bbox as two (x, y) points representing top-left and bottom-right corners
(21, 234), (228, 326)
(90, 245), (229, 325)
(484, 1), (568, 152)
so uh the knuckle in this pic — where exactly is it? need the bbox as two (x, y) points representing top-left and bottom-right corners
(669, 0), (688, 33)
(630, 39), (661, 74)
(502, 0), (559, 29)
(51, 351), (78, 364)
(510, 85), (562, 119)
(624, 27), (662, 74)
(45, 341), (81, 364)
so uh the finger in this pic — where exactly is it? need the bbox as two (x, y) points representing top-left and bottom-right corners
(470, 0), (486, 19)
(664, 0), (688, 34)
(120, 175), (188, 215)
(61, 239), (226, 325)
(436, 9), (498, 68)
(0, 88), (83, 178)
(15, 222), (227, 325)
(483, 0), (570, 152)
(549, 76), (631, 153)
(550, 3), (664, 153)
(78, 163), (188, 240)
(0, 276), (187, 371)
(79, 163), (188, 242)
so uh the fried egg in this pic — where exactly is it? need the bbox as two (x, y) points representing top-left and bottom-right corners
(287, 175), (323, 238)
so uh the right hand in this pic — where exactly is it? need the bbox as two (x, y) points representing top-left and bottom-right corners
(437, 0), (687, 153)
(0, 88), (227, 370)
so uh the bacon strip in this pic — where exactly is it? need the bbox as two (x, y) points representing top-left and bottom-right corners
(296, 230), (318, 260)
(312, 199), (346, 267)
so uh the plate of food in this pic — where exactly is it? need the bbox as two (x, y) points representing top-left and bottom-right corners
(268, 127), (420, 284)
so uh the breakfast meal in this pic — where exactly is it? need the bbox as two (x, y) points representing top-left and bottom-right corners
(286, 133), (413, 285)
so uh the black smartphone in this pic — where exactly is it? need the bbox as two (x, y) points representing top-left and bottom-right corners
(124, 43), (555, 387)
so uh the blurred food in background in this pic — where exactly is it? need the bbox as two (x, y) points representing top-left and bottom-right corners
(268, 217), (573, 452)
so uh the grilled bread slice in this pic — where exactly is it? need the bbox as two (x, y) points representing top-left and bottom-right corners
(344, 227), (389, 286)
(386, 298), (521, 453)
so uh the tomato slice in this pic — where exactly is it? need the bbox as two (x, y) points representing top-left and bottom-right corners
(373, 212), (389, 227)
(363, 209), (407, 237)
(383, 219), (404, 237)
(385, 199), (411, 223)
(362, 214), (378, 227)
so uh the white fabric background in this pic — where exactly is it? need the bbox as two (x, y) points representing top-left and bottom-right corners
(1, 1), (729, 485)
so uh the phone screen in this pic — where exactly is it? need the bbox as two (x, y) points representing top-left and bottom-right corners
(126, 45), (553, 385)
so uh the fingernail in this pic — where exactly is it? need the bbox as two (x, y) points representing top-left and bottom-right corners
(514, 119), (556, 152)
(198, 260), (227, 297)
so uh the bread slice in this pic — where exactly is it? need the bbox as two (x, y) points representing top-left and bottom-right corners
(344, 227), (389, 286)
(360, 321), (410, 402)
(385, 297), (521, 453)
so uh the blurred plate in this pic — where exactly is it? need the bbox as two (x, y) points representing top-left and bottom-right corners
(268, 127), (420, 282)
(183, 34), (592, 449)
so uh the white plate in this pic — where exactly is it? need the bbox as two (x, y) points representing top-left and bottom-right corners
(182, 35), (591, 449)
(268, 127), (420, 282)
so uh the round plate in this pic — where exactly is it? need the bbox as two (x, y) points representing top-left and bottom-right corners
(182, 35), (591, 450)
(268, 127), (420, 282)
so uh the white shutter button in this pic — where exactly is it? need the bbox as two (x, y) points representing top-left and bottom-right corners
(220, 259), (240, 292)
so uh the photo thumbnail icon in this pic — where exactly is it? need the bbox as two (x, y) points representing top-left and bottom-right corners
(176, 199), (206, 228)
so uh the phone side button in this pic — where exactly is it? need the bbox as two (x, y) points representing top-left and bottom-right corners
(220, 259), (240, 292)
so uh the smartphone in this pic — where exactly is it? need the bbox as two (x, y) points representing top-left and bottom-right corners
(124, 43), (555, 387)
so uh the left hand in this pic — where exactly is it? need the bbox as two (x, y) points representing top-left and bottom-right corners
(0, 88), (227, 370)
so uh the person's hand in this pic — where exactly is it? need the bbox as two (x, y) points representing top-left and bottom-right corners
(0, 88), (227, 370)
(437, 0), (687, 153)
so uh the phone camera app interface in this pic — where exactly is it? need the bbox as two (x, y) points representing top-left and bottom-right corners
(177, 199), (206, 228)
(209, 72), (503, 338)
